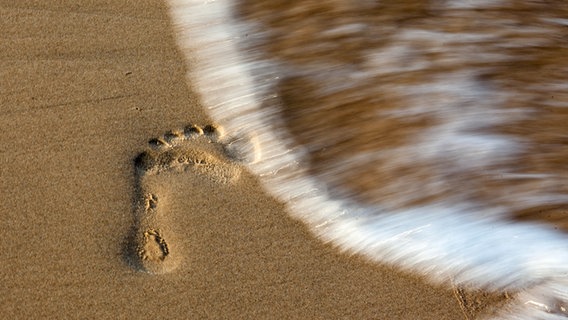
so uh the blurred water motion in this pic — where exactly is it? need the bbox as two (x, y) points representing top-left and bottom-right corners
(167, 1), (568, 318)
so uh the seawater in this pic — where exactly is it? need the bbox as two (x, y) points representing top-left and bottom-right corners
(166, 1), (568, 318)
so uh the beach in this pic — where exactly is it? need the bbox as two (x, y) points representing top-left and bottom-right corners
(0, 1), (506, 318)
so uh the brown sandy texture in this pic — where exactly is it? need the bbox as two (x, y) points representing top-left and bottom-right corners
(0, 1), (504, 319)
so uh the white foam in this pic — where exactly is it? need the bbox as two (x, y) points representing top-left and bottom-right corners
(543, 18), (568, 26)
(435, 0), (508, 9)
(166, 1), (568, 318)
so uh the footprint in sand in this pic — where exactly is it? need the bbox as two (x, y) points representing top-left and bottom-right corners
(128, 124), (259, 274)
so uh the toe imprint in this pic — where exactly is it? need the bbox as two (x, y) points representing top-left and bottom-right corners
(184, 124), (204, 137)
(134, 124), (248, 183)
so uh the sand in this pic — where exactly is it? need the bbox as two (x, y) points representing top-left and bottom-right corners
(0, 1), (503, 318)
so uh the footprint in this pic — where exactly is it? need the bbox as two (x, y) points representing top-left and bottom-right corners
(128, 124), (258, 274)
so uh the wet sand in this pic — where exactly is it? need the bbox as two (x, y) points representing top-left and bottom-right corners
(0, 1), (502, 318)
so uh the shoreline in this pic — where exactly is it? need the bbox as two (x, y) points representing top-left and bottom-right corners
(0, 1), (502, 318)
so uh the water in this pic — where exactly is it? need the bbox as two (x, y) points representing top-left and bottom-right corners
(166, 1), (568, 318)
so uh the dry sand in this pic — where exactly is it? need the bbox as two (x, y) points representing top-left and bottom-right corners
(1, 1), (504, 318)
